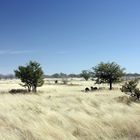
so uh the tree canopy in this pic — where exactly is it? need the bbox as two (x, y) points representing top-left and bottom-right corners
(14, 61), (44, 92)
(92, 62), (125, 90)
(80, 70), (91, 81)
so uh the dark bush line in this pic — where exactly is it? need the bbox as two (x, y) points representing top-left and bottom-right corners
(85, 87), (98, 92)
(9, 89), (28, 94)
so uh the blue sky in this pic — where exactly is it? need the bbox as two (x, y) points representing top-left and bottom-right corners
(0, 0), (140, 74)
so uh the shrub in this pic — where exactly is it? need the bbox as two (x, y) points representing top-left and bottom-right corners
(55, 80), (58, 84)
(85, 87), (90, 92)
(62, 78), (68, 85)
(91, 87), (98, 91)
(121, 80), (138, 93)
(9, 89), (28, 94)
(121, 79), (140, 100)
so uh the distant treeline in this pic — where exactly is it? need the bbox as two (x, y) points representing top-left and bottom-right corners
(0, 73), (140, 80)
(126, 73), (140, 77)
(124, 73), (140, 80)
(44, 73), (81, 78)
(45, 73), (140, 79)
(0, 74), (15, 79)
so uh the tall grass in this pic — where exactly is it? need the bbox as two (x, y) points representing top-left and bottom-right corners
(0, 79), (139, 140)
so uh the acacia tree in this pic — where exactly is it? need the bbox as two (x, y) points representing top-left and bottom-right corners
(14, 61), (44, 92)
(80, 70), (91, 81)
(92, 62), (125, 90)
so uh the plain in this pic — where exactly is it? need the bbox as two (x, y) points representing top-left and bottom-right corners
(0, 78), (139, 140)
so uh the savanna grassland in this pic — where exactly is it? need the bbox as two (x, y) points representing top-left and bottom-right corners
(0, 79), (140, 140)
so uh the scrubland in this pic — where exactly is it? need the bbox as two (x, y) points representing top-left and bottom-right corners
(0, 79), (139, 140)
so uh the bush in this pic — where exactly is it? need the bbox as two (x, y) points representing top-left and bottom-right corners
(55, 80), (58, 84)
(121, 80), (140, 100)
(62, 78), (68, 85)
(9, 89), (28, 94)
(121, 80), (138, 93)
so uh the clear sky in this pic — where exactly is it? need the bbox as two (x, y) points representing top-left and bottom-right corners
(0, 0), (140, 74)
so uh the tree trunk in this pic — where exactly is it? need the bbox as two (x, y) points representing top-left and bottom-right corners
(32, 85), (37, 93)
(27, 85), (31, 92)
(109, 81), (112, 90)
(34, 87), (37, 93)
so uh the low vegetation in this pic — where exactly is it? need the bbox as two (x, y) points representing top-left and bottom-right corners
(0, 79), (139, 140)
(0, 61), (139, 140)
(121, 79), (140, 100)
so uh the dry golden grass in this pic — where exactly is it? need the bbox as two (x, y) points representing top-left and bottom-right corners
(0, 78), (139, 140)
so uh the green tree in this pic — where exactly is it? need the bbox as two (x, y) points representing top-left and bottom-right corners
(14, 61), (44, 92)
(121, 79), (138, 93)
(92, 62), (125, 90)
(121, 79), (140, 100)
(80, 70), (91, 81)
